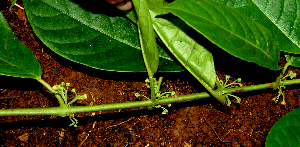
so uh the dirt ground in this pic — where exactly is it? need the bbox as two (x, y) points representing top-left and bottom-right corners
(1, 0), (300, 146)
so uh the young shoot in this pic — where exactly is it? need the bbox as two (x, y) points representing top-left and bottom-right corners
(218, 75), (243, 106)
(282, 70), (297, 80)
(52, 82), (87, 106)
(52, 82), (87, 126)
(135, 77), (175, 114)
(69, 114), (79, 127)
(272, 70), (297, 105)
(219, 75), (243, 88)
(272, 86), (285, 105)
(68, 88), (87, 106)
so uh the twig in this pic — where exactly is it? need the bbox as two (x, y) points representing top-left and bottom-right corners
(89, 91), (95, 105)
(15, 3), (24, 9)
(106, 117), (134, 129)
(79, 121), (97, 147)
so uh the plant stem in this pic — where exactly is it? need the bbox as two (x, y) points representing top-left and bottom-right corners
(149, 77), (157, 104)
(282, 61), (291, 75)
(197, 77), (227, 105)
(224, 79), (300, 92)
(36, 78), (66, 108)
(157, 77), (163, 92)
(0, 92), (210, 116)
(2, 79), (300, 116)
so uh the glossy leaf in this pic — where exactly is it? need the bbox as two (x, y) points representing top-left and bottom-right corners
(0, 12), (41, 79)
(23, 0), (182, 72)
(133, 0), (159, 77)
(213, 0), (300, 54)
(152, 11), (216, 88)
(266, 108), (300, 147)
(163, 0), (280, 70)
(247, 0), (300, 53)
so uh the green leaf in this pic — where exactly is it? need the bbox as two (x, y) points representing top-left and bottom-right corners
(255, 0), (300, 53)
(152, 12), (216, 88)
(213, 0), (300, 54)
(0, 12), (41, 79)
(266, 108), (300, 147)
(163, 0), (281, 70)
(133, 0), (159, 77)
(23, 0), (182, 72)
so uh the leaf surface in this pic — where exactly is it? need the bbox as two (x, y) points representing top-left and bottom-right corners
(163, 0), (280, 70)
(0, 12), (41, 79)
(213, 0), (300, 54)
(266, 108), (300, 147)
(23, 0), (182, 72)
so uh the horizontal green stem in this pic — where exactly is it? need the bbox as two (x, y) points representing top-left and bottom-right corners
(1, 79), (300, 116)
(0, 92), (209, 116)
(222, 78), (300, 93)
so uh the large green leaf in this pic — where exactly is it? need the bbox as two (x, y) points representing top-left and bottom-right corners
(23, 0), (182, 72)
(133, 0), (159, 77)
(152, 11), (216, 88)
(266, 108), (300, 147)
(163, 0), (281, 70)
(0, 12), (41, 79)
(214, 0), (300, 54)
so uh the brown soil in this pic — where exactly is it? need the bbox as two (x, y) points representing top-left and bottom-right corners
(1, 1), (300, 146)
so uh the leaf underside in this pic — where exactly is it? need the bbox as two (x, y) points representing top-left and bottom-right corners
(152, 11), (217, 88)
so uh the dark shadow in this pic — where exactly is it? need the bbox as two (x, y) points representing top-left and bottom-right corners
(41, 41), (209, 93)
(0, 0), (9, 10)
(70, 0), (125, 16)
(165, 0), (175, 2)
(0, 117), (72, 129)
(0, 75), (62, 106)
(0, 75), (42, 91)
(40, 41), (187, 82)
